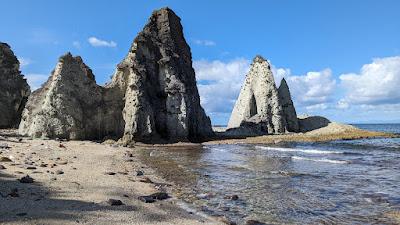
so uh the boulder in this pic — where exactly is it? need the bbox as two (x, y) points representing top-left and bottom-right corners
(0, 43), (30, 128)
(298, 116), (330, 132)
(18, 53), (124, 140)
(278, 78), (299, 132)
(109, 7), (213, 143)
(227, 55), (286, 134)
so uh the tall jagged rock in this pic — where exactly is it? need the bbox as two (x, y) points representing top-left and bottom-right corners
(227, 56), (286, 134)
(0, 42), (30, 128)
(278, 78), (299, 132)
(19, 53), (124, 140)
(110, 7), (213, 143)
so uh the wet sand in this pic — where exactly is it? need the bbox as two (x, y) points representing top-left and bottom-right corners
(0, 130), (222, 225)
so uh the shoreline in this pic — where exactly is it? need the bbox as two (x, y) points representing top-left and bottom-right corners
(0, 123), (398, 224)
(0, 130), (223, 225)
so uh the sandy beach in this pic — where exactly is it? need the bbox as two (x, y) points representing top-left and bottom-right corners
(0, 129), (223, 225)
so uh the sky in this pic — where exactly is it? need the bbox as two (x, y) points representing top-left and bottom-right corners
(1, 0), (400, 125)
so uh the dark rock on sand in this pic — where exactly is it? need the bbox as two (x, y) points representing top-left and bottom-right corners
(298, 116), (330, 132)
(0, 157), (12, 162)
(19, 175), (34, 183)
(107, 199), (124, 206)
(138, 196), (156, 203)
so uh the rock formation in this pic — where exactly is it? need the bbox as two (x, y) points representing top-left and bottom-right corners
(110, 7), (213, 143)
(227, 56), (286, 135)
(278, 78), (299, 132)
(0, 43), (30, 128)
(19, 53), (124, 140)
(298, 115), (330, 132)
(19, 8), (213, 143)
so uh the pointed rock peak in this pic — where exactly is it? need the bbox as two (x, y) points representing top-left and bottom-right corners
(279, 78), (289, 90)
(57, 52), (95, 81)
(253, 55), (266, 63)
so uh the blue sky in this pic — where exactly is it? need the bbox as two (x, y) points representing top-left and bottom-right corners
(2, 0), (400, 124)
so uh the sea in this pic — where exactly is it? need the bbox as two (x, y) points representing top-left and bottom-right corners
(137, 124), (400, 224)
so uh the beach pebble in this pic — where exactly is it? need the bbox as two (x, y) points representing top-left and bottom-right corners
(0, 165), (6, 169)
(19, 175), (34, 183)
(26, 166), (36, 170)
(139, 177), (153, 183)
(107, 199), (123, 206)
(105, 172), (116, 175)
(138, 196), (155, 203)
(55, 170), (64, 175)
(136, 170), (144, 176)
(148, 192), (169, 200)
(0, 156), (12, 162)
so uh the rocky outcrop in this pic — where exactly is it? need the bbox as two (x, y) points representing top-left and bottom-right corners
(110, 7), (213, 143)
(19, 53), (124, 140)
(227, 56), (286, 135)
(298, 116), (330, 132)
(0, 43), (30, 128)
(19, 8), (212, 143)
(278, 78), (299, 132)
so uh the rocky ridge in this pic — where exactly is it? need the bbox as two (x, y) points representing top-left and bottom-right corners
(0, 43), (30, 128)
(18, 7), (213, 143)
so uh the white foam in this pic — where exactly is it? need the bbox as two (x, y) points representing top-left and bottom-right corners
(256, 146), (342, 155)
(291, 156), (348, 164)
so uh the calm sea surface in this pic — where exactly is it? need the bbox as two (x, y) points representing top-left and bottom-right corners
(137, 124), (400, 224)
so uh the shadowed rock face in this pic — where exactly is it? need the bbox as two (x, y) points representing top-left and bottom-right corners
(227, 56), (286, 134)
(19, 53), (124, 140)
(110, 7), (213, 143)
(278, 78), (299, 132)
(19, 8), (212, 143)
(0, 43), (30, 128)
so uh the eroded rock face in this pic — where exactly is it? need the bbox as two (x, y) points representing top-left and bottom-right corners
(19, 53), (124, 140)
(110, 7), (213, 143)
(0, 43), (30, 128)
(227, 56), (286, 134)
(278, 78), (299, 132)
(298, 116), (330, 132)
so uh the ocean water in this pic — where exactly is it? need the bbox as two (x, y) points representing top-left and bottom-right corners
(137, 124), (400, 224)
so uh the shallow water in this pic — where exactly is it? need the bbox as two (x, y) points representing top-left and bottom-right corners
(137, 124), (400, 224)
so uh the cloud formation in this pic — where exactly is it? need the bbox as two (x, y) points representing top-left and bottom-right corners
(339, 56), (400, 106)
(193, 39), (216, 46)
(88, 37), (117, 48)
(18, 57), (32, 67)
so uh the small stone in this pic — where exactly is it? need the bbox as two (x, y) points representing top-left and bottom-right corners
(138, 196), (155, 203)
(107, 199), (123, 206)
(139, 177), (153, 183)
(55, 170), (64, 175)
(58, 161), (68, 165)
(136, 170), (144, 176)
(51, 177), (57, 181)
(0, 165), (6, 169)
(148, 192), (169, 200)
(105, 172), (116, 175)
(39, 163), (48, 167)
(59, 144), (66, 148)
(19, 175), (34, 183)
(0, 144), (10, 149)
(26, 166), (36, 170)
(0, 157), (12, 162)
(8, 188), (19, 197)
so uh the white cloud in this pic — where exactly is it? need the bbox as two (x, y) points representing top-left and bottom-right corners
(340, 56), (400, 105)
(194, 58), (250, 114)
(72, 41), (81, 49)
(306, 103), (328, 111)
(336, 99), (350, 109)
(88, 37), (117, 48)
(193, 39), (216, 46)
(18, 57), (32, 67)
(25, 73), (48, 90)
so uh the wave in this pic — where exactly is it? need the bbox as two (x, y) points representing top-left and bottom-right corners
(256, 146), (343, 155)
(291, 156), (349, 164)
